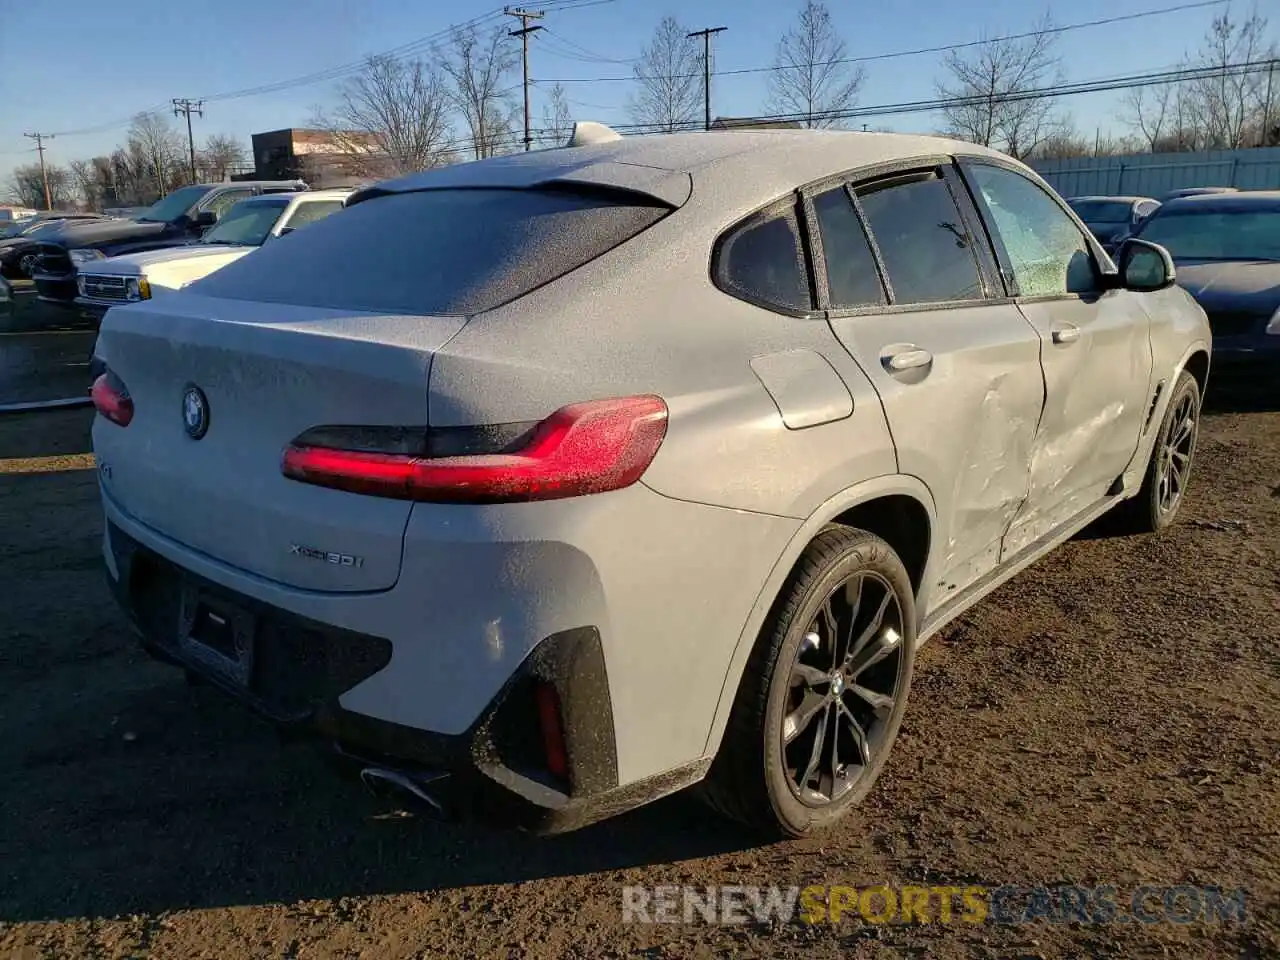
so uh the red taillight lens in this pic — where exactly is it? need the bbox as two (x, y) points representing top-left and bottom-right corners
(91, 372), (133, 427)
(534, 682), (569, 781)
(281, 395), (668, 503)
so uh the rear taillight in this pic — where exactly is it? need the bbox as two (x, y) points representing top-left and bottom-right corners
(91, 371), (133, 427)
(281, 395), (668, 503)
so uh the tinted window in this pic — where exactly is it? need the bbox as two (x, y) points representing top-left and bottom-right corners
(718, 207), (811, 311)
(135, 185), (214, 223)
(192, 187), (669, 315)
(812, 187), (885, 309)
(857, 176), (984, 305)
(967, 164), (1097, 297)
(1134, 208), (1280, 261)
(1068, 199), (1133, 223)
(203, 189), (255, 221)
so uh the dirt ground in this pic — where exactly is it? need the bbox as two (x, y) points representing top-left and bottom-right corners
(0, 396), (1277, 959)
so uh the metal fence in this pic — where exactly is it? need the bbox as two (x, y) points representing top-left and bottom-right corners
(1029, 146), (1280, 199)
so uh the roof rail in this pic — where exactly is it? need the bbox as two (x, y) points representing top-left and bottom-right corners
(567, 121), (622, 147)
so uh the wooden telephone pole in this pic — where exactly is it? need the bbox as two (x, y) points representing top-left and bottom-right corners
(22, 132), (54, 209)
(687, 27), (727, 131)
(506, 7), (545, 151)
(172, 99), (205, 182)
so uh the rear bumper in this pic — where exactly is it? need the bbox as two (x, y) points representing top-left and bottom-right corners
(99, 477), (796, 830)
(104, 517), (710, 833)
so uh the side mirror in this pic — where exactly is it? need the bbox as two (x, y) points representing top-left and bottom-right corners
(193, 210), (217, 229)
(277, 227), (294, 236)
(1118, 238), (1176, 292)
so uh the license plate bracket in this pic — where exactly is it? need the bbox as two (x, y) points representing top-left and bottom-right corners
(178, 586), (256, 687)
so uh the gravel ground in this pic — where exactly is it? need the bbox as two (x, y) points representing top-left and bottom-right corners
(0, 397), (1277, 960)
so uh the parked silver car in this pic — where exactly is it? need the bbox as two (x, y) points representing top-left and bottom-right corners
(90, 129), (1210, 836)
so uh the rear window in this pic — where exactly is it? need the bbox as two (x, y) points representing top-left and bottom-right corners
(190, 187), (670, 314)
(1068, 199), (1133, 223)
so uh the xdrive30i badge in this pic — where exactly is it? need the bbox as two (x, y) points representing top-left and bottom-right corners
(290, 544), (365, 568)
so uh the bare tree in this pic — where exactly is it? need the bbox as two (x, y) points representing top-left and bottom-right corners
(128, 112), (184, 194)
(542, 83), (574, 144)
(935, 14), (1065, 159)
(67, 158), (99, 208)
(316, 55), (456, 177)
(767, 1), (864, 128)
(628, 16), (701, 132)
(200, 134), (248, 181)
(441, 25), (520, 160)
(1119, 82), (1181, 151)
(7, 163), (73, 209)
(1185, 11), (1276, 148)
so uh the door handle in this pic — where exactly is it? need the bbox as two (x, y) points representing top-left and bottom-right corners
(883, 347), (933, 373)
(1051, 323), (1081, 345)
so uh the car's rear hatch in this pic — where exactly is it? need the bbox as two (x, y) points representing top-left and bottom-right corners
(94, 293), (466, 592)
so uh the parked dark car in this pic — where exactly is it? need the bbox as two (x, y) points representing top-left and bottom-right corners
(32, 180), (307, 306)
(1066, 195), (1160, 252)
(1127, 190), (1280, 382)
(0, 214), (108, 278)
(1159, 186), (1239, 202)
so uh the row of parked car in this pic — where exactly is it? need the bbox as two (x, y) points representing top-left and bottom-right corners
(1066, 185), (1278, 380)
(20, 181), (351, 317)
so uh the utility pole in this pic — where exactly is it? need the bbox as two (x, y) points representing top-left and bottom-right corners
(172, 98), (205, 182)
(22, 133), (54, 209)
(687, 26), (727, 131)
(1262, 58), (1276, 148)
(506, 7), (545, 151)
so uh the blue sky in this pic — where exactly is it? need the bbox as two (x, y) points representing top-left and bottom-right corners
(0, 0), (1244, 185)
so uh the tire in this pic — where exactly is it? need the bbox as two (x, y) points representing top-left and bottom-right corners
(1111, 369), (1200, 534)
(701, 525), (916, 838)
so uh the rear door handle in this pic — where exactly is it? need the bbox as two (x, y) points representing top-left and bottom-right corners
(1051, 323), (1081, 345)
(883, 347), (933, 373)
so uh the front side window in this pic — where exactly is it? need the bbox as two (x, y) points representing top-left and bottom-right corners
(967, 164), (1097, 297)
(811, 187), (885, 309)
(282, 200), (345, 232)
(717, 206), (812, 312)
(856, 175), (984, 305)
(202, 189), (255, 221)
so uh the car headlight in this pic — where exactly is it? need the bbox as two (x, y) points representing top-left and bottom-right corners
(125, 277), (151, 301)
(69, 249), (105, 264)
(1267, 305), (1280, 335)
(76, 276), (87, 297)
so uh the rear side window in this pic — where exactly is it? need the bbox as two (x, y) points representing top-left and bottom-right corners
(857, 175), (985, 305)
(716, 206), (812, 312)
(191, 187), (670, 314)
(812, 187), (885, 309)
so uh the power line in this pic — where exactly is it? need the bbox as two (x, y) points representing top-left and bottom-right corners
(541, 0), (1230, 82)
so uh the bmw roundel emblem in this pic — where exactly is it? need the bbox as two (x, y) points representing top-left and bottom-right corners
(182, 385), (209, 440)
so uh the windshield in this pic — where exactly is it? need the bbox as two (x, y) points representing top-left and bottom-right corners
(0, 221), (31, 239)
(201, 198), (289, 246)
(136, 185), (214, 223)
(1069, 200), (1133, 224)
(193, 187), (671, 314)
(1135, 209), (1280, 261)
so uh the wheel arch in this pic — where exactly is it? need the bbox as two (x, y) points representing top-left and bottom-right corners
(701, 474), (937, 759)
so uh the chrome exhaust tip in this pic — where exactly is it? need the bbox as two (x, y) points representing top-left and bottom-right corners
(359, 766), (449, 817)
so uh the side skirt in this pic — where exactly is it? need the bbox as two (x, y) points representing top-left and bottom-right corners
(918, 493), (1124, 644)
